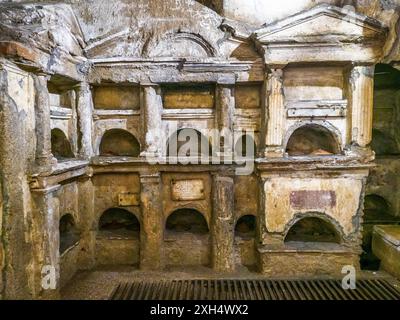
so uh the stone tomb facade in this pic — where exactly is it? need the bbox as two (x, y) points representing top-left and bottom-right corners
(0, 1), (391, 299)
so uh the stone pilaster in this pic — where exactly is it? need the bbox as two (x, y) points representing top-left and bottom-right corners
(33, 74), (57, 170)
(30, 185), (61, 300)
(140, 84), (163, 158)
(140, 173), (164, 270)
(264, 68), (285, 158)
(211, 174), (235, 273)
(76, 82), (93, 159)
(0, 65), (32, 299)
(216, 81), (235, 156)
(349, 65), (375, 149)
(77, 175), (95, 270)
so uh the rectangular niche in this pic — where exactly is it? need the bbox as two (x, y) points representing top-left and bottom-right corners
(93, 85), (140, 110)
(162, 84), (215, 109)
(284, 65), (345, 101)
(235, 83), (262, 109)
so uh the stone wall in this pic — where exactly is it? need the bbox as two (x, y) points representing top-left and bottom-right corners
(0, 1), (399, 299)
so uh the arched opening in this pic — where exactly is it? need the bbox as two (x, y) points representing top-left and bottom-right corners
(373, 64), (400, 156)
(59, 214), (80, 255)
(96, 208), (141, 267)
(51, 128), (74, 160)
(235, 215), (256, 239)
(286, 125), (340, 157)
(165, 208), (210, 267)
(285, 217), (341, 244)
(99, 129), (140, 157)
(235, 135), (256, 158)
(371, 129), (400, 156)
(98, 208), (140, 239)
(364, 194), (392, 221)
(361, 195), (399, 271)
(235, 215), (257, 271)
(167, 129), (212, 157)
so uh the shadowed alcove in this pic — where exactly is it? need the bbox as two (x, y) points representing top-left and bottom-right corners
(98, 208), (140, 239)
(59, 214), (80, 255)
(371, 129), (400, 156)
(51, 128), (74, 160)
(96, 208), (141, 267)
(286, 124), (340, 156)
(99, 129), (141, 157)
(285, 217), (341, 244)
(235, 215), (257, 270)
(165, 208), (210, 267)
(167, 129), (213, 157)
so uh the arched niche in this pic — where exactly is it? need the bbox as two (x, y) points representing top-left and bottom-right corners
(51, 128), (74, 160)
(364, 194), (392, 220)
(59, 214), (80, 254)
(99, 129), (141, 157)
(147, 32), (216, 58)
(286, 124), (340, 157)
(234, 215), (257, 271)
(98, 208), (140, 239)
(167, 129), (213, 158)
(164, 208), (210, 267)
(285, 216), (341, 244)
(166, 208), (209, 235)
(235, 215), (256, 239)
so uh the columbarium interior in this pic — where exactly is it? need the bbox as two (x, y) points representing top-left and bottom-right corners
(1, 0), (400, 300)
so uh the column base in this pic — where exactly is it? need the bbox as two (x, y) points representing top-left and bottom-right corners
(36, 156), (58, 173)
(344, 145), (375, 162)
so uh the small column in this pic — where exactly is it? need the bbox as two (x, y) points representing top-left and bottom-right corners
(264, 68), (285, 158)
(211, 174), (235, 272)
(216, 80), (235, 156)
(349, 65), (375, 148)
(76, 82), (93, 159)
(140, 84), (163, 158)
(33, 74), (57, 169)
(140, 173), (164, 270)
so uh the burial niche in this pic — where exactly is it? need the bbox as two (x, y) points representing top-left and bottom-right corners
(59, 214), (80, 254)
(165, 208), (210, 267)
(98, 208), (140, 239)
(285, 217), (341, 244)
(51, 128), (74, 160)
(235, 215), (257, 270)
(167, 129), (212, 157)
(99, 129), (140, 157)
(286, 124), (339, 156)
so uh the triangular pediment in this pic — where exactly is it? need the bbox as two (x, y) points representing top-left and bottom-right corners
(254, 4), (387, 44)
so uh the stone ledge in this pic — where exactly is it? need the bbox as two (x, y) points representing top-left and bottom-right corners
(372, 225), (400, 280)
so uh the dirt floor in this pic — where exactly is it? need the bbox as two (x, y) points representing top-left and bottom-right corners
(60, 266), (400, 300)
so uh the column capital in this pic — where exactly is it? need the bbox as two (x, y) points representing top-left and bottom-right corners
(216, 74), (236, 85)
(211, 173), (235, 182)
(34, 72), (51, 81)
(266, 64), (287, 73)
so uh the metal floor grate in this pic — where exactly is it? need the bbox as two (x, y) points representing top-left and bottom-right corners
(110, 278), (400, 300)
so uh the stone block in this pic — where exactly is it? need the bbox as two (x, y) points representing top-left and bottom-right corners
(372, 225), (400, 279)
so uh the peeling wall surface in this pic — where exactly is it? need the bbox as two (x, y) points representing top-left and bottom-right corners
(0, 0), (400, 299)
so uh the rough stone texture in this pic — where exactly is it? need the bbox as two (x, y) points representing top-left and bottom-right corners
(0, 0), (400, 300)
(372, 225), (400, 279)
